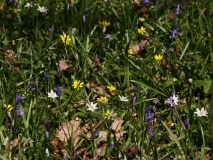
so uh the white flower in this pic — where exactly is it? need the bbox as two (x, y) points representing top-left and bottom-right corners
(48, 89), (58, 99)
(188, 78), (193, 83)
(87, 102), (98, 112)
(166, 95), (178, 106)
(37, 6), (47, 13)
(118, 95), (129, 102)
(25, 3), (32, 8)
(194, 107), (208, 117)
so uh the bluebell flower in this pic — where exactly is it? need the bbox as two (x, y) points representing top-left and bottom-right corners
(93, 130), (99, 140)
(139, 43), (143, 52)
(172, 24), (178, 38)
(57, 66), (61, 74)
(16, 106), (24, 116)
(132, 96), (136, 106)
(105, 34), (113, 39)
(176, 4), (180, 14)
(109, 140), (114, 153)
(15, 93), (26, 104)
(44, 122), (50, 139)
(144, 0), (149, 3)
(145, 108), (152, 120)
(48, 26), (54, 32)
(84, 7), (89, 12)
(116, 22), (120, 30)
(67, 3), (70, 10)
(26, 81), (37, 91)
(184, 119), (189, 129)
(44, 72), (50, 81)
(54, 86), (62, 96)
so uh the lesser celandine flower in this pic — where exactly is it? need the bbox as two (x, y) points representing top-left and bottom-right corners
(4, 104), (13, 112)
(138, 17), (145, 22)
(137, 26), (146, 35)
(72, 80), (84, 89)
(166, 121), (175, 127)
(87, 102), (98, 112)
(99, 20), (110, 33)
(107, 86), (116, 92)
(122, 49), (133, 55)
(154, 54), (163, 61)
(97, 96), (108, 104)
(60, 33), (71, 45)
(48, 89), (58, 99)
(194, 107), (208, 117)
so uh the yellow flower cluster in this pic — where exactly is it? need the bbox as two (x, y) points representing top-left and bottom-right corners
(4, 104), (13, 112)
(97, 96), (108, 104)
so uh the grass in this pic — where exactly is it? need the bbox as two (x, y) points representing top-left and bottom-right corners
(0, 0), (212, 159)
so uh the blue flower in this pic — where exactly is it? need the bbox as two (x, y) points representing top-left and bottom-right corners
(184, 119), (189, 129)
(16, 106), (24, 116)
(109, 140), (114, 153)
(132, 96), (136, 106)
(15, 93), (26, 104)
(44, 71), (50, 81)
(54, 86), (62, 96)
(83, 15), (86, 23)
(176, 4), (180, 14)
(145, 108), (152, 120)
(44, 122), (50, 139)
(67, 3), (70, 10)
(105, 34), (113, 39)
(139, 43), (143, 52)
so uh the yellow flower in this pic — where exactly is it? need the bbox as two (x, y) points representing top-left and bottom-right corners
(4, 104), (13, 112)
(97, 96), (108, 104)
(13, 8), (19, 13)
(138, 17), (145, 22)
(161, 21), (165, 24)
(72, 80), (84, 89)
(107, 86), (116, 92)
(105, 110), (117, 120)
(105, 110), (110, 120)
(99, 20), (110, 28)
(60, 33), (71, 45)
(154, 54), (163, 61)
(122, 49), (133, 55)
(137, 26), (146, 35)
(166, 121), (175, 127)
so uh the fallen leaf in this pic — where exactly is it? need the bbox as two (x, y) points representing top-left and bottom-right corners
(123, 145), (138, 157)
(59, 60), (69, 71)
(110, 117), (123, 132)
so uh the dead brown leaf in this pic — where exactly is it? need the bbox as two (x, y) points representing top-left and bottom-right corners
(59, 60), (69, 71)
(123, 145), (138, 157)
(110, 117), (123, 132)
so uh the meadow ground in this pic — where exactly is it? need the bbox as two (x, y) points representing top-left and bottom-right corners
(0, 0), (213, 159)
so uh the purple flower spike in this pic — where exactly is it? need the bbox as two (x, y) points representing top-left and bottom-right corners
(93, 130), (99, 140)
(57, 66), (61, 74)
(184, 119), (189, 129)
(145, 108), (152, 120)
(109, 140), (114, 153)
(132, 96), (136, 106)
(176, 4), (180, 14)
(83, 15), (86, 23)
(16, 106), (24, 116)
(139, 43), (143, 52)
(105, 34), (113, 39)
(54, 86), (62, 96)
(67, 3), (70, 11)
(144, 0), (149, 3)
(45, 131), (49, 139)
(15, 93), (26, 104)
(116, 22), (120, 30)
(172, 28), (177, 38)
(44, 72), (50, 81)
